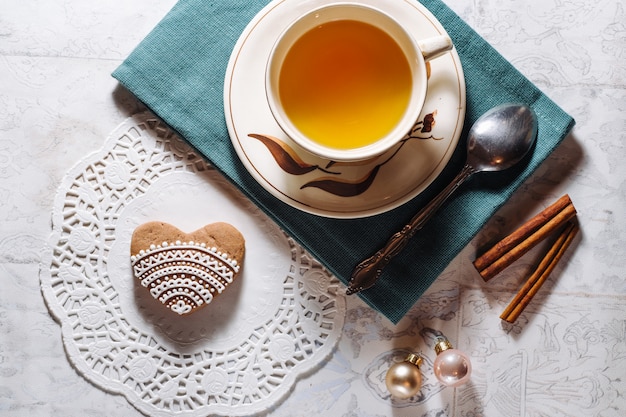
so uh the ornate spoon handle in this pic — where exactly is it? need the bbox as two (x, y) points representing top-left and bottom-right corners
(346, 163), (476, 295)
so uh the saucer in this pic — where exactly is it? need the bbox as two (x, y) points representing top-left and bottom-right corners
(224, 0), (465, 218)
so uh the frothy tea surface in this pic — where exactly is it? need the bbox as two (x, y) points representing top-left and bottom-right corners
(279, 20), (413, 150)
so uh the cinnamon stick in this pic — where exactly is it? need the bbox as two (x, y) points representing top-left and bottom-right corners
(474, 194), (577, 281)
(501, 220), (579, 323)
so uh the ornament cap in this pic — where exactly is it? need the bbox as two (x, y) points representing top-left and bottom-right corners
(434, 336), (453, 355)
(404, 353), (423, 367)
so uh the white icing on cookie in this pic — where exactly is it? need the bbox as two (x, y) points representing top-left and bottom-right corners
(131, 241), (241, 315)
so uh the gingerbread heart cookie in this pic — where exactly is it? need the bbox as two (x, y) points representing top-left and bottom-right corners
(130, 221), (245, 315)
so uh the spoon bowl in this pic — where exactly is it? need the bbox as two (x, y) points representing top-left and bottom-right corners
(347, 103), (538, 295)
(467, 104), (537, 172)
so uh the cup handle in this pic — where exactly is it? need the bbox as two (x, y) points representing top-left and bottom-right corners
(419, 35), (453, 61)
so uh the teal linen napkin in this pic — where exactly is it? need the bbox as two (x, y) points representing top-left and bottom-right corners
(113, 0), (574, 323)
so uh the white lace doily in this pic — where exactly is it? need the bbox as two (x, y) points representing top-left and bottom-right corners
(40, 113), (346, 417)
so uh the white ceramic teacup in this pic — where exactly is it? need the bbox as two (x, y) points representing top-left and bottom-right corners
(266, 2), (452, 162)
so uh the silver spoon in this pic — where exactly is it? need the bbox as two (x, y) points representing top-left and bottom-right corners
(346, 103), (538, 295)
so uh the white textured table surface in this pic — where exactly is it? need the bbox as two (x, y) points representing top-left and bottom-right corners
(1, 0), (624, 416)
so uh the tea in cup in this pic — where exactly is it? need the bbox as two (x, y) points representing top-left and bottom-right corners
(266, 3), (452, 161)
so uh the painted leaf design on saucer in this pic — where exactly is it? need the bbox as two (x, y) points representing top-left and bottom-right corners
(249, 111), (442, 197)
(421, 111), (436, 133)
(248, 134), (338, 175)
(301, 165), (381, 197)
